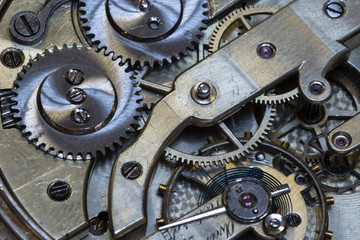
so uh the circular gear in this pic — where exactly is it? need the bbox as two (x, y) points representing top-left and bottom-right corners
(270, 67), (360, 162)
(11, 44), (142, 160)
(208, 5), (299, 105)
(208, 5), (278, 53)
(164, 103), (276, 166)
(160, 141), (329, 240)
(79, 0), (209, 67)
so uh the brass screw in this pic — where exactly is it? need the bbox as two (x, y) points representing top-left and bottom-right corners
(158, 184), (168, 195)
(156, 218), (166, 226)
(244, 131), (252, 139)
(281, 141), (290, 149)
(326, 197), (335, 206)
(324, 231), (333, 239)
(311, 164), (321, 173)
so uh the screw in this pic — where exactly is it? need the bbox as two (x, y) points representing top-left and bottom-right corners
(139, 0), (151, 11)
(264, 214), (286, 236)
(255, 152), (265, 161)
(324, 2), (345, 19)
(257, 42), (276, 59)
(252, 208), (259, 214)
(47, 180), (71, 201)
(89, 217), (108, 236)
(236, 186), (242, 193)
(1, 48), (24, 68)
(286, 213), (302, 227)
(295, 174), (306, 185)
(65, 69), (85, 85)
(269, 219), (281, 228)
(148, 17), (161, 30)
(14, 13), (41, 37)
(196, 82), (211, 99)
(71, 108), (90, 124)
(333, 134), (350, 148)
(156, 218), (166, 227)
(309, 81), (325, 95)
(67, 88), (87, 104)
(122, 161), (142, 179)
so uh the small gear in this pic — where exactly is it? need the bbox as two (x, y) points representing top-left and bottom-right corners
(11, 44), (142, 160)
(79, 0), (208, 67)
(269, 67), (360, 162)
(164, 103), (276, 166)
(208, 5), (299, 105)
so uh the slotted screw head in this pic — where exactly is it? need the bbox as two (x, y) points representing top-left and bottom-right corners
(122, 161), (142, 179)
(47, 180), (71, 201)
(14, 13), (41, 37)
(65, 69), (85, 85)
(89, 217), (108, 236)
(1, 48), (24, 68)
(324, 1), (345, 19)
(71, 108), (90, 124)
(67, 88), (87, 104)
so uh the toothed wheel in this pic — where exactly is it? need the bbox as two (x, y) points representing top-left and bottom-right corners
(164, 103), (276, 166)
(208, 5), (299, 105)
(79, 0), (209, 67)
(10, 45), (142, 160)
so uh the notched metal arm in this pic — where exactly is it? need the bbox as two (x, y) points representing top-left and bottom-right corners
(327, 112), (360, 155)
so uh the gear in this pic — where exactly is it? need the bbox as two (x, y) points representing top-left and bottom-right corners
(159, 141), (329, 240)
(11, 44), (142, 160)
(164, 103), (276, 166)
(208, 5), (278, 53)
(0, 90), (17, 129)
(79, 0), (208, 67)
(269, 67), (360, 162)
(208, 5), (299, 105)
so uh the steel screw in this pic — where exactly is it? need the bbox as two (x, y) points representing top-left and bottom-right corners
(139, 0), (151, 11)
(309, 81), (325, 95)
(65, 69), (85, 85)
(47, 180), (71, 201)
(122, 161), (143, 179)
(13, 13), (41, 37)
(89, 212), (108, 236)
(257, 42), (276, 59)
(148, 17), (161, 30)
(252, 208), (259, 214)
(67, 88), (87, 104)
(71, 108), (90, 124)
(1, 48), (24, 68)
(255, 152), (265, 161)
(269, 219), (281, 228)
(286, 213), (302, 227)
(324, 1), (345, 19)
(264, 213), (286, 236)
(196, 82), (211, 99)
(295, 174), (306, 185)
(333, 134), (350, 148)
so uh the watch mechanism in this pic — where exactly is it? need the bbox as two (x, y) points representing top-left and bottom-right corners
(0, 0), (359, 239)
